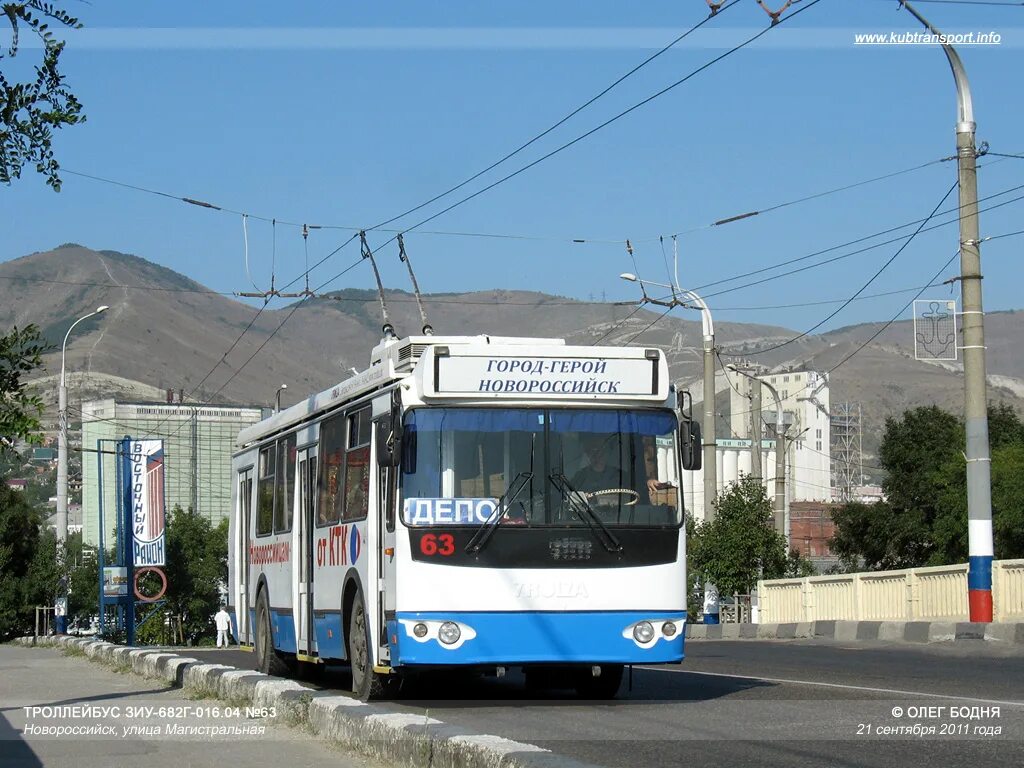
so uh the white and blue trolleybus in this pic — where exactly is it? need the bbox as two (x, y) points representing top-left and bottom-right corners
(229, 334), (701, 699)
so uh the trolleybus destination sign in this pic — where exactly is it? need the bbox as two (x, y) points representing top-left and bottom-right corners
(433, 353), (661, 398)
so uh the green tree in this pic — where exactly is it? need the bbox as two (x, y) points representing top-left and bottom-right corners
(992, 443), (1024, 558)
(2, 2), (85, 189)
(0, 324), (51, 449)
(689, 476), (791, 595)
(67, 539), (99, 627)
(162, 506), (228, 644)
(0, 482), (43, 639)
(830, 500), (928, 571)
(832, 403), (1024, 569)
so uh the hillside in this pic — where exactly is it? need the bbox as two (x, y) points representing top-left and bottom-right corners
(3, 245), (1023, 465)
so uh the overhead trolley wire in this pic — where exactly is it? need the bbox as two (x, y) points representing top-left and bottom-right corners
(376, 0), (831, 243)
(365, 0), (744, 231)
(590, 181), (1024, 344)
(57, 150), (970, 248)
(697, 186), (1024, 301)
(718, 179), (960, 357)
(210, 0), (829, 385)
(692, 179), (1024, 295)
(721, 228), (1024, 422)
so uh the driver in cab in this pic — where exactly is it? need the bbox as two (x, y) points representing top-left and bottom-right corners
(572, 434), (661, 505)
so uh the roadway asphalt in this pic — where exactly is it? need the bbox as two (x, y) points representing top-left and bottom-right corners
(184, 639), (1024, 768)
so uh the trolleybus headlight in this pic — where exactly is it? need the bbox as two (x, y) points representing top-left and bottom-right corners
(413, 623), (428, 638)
(438, 621), (461, 645)
(633, 621), (655, 643)
(662, 621), (678, 637)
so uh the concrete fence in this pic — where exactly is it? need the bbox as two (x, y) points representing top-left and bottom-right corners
(758, 559), (1024, 624)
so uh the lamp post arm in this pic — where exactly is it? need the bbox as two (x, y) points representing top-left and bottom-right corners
(61, 311), (97, 386)
(759, 379), (784, 432)
(677, 289), (714, 340)
(900, 1), (974, 131)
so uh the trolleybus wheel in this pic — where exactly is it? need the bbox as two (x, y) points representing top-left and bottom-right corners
(348, 593), (392, 701)
(255, 590), (292, 677)
(574, 664), (624, 699)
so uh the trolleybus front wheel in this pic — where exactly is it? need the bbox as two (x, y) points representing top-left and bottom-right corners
(348, 592), (394, 701)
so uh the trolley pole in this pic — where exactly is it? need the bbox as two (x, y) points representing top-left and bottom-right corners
(902, 1), (993, 621)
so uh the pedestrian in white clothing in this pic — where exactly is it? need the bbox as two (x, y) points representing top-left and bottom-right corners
(215, 605), (232, 648)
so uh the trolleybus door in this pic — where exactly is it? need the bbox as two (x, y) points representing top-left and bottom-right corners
(297, 447), (317, 655)
(372, 400), (398, 661)
(236, 468), (254, 642)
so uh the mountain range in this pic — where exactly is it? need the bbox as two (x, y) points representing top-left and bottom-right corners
(4, 244), (1023, 475)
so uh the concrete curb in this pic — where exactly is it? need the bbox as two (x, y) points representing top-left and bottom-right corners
(12, 635), (603, 768)
(684, 620), (1024, 644)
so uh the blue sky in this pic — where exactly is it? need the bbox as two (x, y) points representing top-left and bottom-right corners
(3, 0), (1022, 333)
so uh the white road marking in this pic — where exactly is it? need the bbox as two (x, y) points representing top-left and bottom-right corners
(646, 666), (1024, 707)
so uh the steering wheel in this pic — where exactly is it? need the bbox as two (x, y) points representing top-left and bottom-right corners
(586, 488), (640, 506)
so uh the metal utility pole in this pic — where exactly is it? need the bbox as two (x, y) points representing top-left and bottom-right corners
(730, 366), (786, 538)
(700, 312), (717, 521)
(749, 376), (763, 483)
(902, 1), (993, 622)
(620, 272), (717, 521)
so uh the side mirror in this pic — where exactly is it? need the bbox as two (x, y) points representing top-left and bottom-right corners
(680, 418), (702, 471)
(375, 407), (403, 468)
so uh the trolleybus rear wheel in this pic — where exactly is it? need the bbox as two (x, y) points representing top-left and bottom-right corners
(255, 589), (292, 677)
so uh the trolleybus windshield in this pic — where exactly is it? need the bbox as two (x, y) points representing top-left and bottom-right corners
(400, 408), (681, 528)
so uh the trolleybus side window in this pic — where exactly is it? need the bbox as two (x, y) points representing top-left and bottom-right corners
(256, 445), (275, 536)
(274, 434), (297, 534)
(318, 412), (346, 527)
(341, 407), (371, 521)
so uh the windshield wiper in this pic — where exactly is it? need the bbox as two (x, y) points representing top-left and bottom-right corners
(548, 473), (623, 554)
(464, 471), (534, 554)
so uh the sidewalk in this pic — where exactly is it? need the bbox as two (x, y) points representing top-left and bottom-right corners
(0, 643), (383, 768)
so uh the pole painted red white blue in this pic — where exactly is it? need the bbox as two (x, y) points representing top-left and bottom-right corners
(968, 521), (993, 622)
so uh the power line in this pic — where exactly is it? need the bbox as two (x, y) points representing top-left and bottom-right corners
(720, 180), (960, 357)
(892, 1), (1023, 6)
(700, 187), (1024, 302)
(202, 253), (367, 402)
(366, 0), (743, 231)
(622, 305), (675, 345)
(597, 183), (1024, 344)
(56, 151), (962, 248)
(721, 226), (1024, 421)
(380, 0), (827, 244)
(825, 250), (962, 375)
(693, 179), (1024, 295)
(708, 281), (962, 311)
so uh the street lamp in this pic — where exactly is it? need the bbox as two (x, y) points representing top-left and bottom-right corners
(56, 304), (109, 633)
(900, 0), (993, 623)
(275, 384), (288, 413)
(620, 273), (717, 523)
